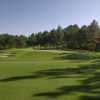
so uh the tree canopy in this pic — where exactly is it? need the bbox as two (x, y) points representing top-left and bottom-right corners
(0, 20), (100, 51)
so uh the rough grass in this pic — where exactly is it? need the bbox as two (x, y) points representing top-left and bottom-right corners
(0, 48), (100, 100)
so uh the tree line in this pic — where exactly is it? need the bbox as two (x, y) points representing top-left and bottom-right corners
(0, 20), (100, 51)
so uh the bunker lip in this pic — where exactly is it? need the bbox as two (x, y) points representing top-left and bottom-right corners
(0, 53), (16, 58)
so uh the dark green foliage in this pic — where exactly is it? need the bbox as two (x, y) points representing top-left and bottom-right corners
(0, 34), (27, 49)
(0, 20), (100, 51)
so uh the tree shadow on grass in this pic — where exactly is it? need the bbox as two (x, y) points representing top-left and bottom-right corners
(34, 62), (100, 100)
(55, 52), (100, 61)
(34, 84), (100, 99)
(0, 61), (100, 80)
(0, 61), (100, 100)
(0, 63), (98, 82)
(80, 96), (100, 100)
(34, 92), (62, 98)
(0, 75), (40, 82)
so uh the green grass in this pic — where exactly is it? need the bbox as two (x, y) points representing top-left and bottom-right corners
(0, 48), (100, 100)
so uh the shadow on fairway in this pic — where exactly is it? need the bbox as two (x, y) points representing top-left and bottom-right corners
(0, 60), (100, 100)
(0, 75), (40, 82)
(0, 63), (98, 82)
(55, 52), (100, 61)
(80, 96), (100, 100)
(34, 62), (100, 100)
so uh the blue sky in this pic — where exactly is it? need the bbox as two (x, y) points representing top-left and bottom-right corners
(0, 0), (100, 35)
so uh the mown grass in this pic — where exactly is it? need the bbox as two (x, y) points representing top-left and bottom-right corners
(0, 48), (100, 100)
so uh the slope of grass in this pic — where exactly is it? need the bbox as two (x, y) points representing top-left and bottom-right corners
(0, 48), (100, 100)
